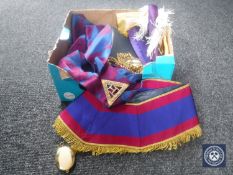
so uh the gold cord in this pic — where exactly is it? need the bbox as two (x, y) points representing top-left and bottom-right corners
(108, 53), (143, 73)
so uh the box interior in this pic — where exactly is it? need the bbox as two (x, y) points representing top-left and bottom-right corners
(48, 9), (174, 67)
(48, 9), (132, 66)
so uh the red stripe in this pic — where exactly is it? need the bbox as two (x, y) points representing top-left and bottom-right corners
(142, 79), (180, 89)
(132, 79), (180, 90)
(60, 111), (199, 147)
(83, 85), (192, 114)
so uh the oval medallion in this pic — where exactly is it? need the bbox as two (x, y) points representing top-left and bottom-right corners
(55, 145), (75, 172)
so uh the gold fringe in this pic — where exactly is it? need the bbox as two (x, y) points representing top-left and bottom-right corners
(53, 116), (202, 155)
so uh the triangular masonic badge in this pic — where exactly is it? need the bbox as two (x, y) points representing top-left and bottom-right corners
(101, 79), (129, 107)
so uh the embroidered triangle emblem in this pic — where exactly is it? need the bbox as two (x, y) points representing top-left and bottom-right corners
(101, 79), (129, 107)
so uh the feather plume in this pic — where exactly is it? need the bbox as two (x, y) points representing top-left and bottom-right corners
(146, 7), (174, 58)
(133, 5), (149, 41)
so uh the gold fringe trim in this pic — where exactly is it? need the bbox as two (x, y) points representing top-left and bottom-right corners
(53, 116), (202, 155)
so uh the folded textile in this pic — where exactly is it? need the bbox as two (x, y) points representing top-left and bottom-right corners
(59, 7), (176, 107)
(59, 15), (142, 107)
(53, 79), (202, 155)
(117, 4), (174, 62)
(117, 4), (159, 62)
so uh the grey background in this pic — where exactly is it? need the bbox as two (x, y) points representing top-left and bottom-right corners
(0, 0), (233, 174)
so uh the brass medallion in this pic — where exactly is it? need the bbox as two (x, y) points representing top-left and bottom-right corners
(101, 79), (129, 107)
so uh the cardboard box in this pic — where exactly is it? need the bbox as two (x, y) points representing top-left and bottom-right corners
(48, 9), (175, 102)
(142, 55), (175, 80)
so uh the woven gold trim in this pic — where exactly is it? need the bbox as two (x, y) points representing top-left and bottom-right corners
(53, 116), (202, 155)
(144, 78), (182, 84)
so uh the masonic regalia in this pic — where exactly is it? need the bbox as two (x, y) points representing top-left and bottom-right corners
(52, 4), (202, 156)
(54, 79), (201, 155)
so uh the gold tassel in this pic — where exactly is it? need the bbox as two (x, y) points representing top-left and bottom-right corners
(53, 116), (202, 155)
(108, 53), (143, 74)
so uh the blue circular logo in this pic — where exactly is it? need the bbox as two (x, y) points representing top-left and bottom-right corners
(204, 146), (225, 166)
